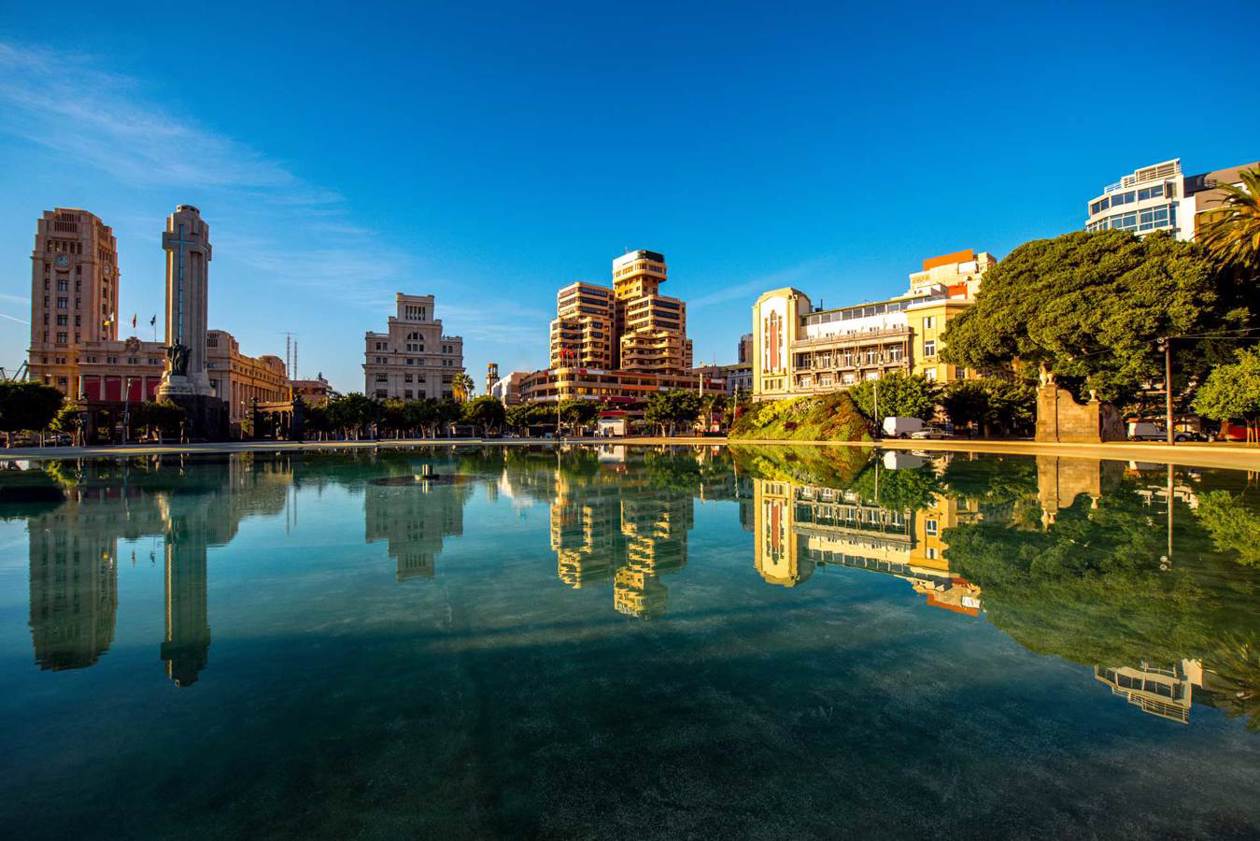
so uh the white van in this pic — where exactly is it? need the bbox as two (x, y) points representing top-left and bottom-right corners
(1127, 421), (1164, 441)
(882, 416), (924, 438)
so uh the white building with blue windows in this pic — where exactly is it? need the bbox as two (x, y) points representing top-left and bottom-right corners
(1085, 157), (1257, 240)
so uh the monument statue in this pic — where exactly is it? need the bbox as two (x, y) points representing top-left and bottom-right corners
(166, 343), (190, 377)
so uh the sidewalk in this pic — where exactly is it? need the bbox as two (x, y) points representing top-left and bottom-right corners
(0, 435), (1256, 471)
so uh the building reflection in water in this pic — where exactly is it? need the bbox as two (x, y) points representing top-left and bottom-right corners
(1035, 457), (1220, 725)
(1094, 660), (1203, 725)
(753, 455), (982, 616)
(548, 450), (696, 619)
(11, 447), (1257, 729)
(28, 500), (119, 671)
(365, 472), (473, 581)
(160, 509), (211, 687)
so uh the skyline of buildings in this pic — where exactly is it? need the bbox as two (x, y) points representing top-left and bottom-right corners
(15, 154), (1257, 410)
(520, 247), (722, 405)
(22, 206), (317, 433)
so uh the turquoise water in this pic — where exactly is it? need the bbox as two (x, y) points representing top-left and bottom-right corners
(0, 445), (1258, 840)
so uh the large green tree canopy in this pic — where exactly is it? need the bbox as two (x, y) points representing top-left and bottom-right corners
(941, 230), (1233, 402)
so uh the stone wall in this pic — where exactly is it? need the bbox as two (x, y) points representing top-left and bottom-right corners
(1035, 384), (1124, 443)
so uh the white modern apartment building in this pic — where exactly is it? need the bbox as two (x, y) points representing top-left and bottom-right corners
(363, 293), (464, 400)
(1085, 158), (1258, 240)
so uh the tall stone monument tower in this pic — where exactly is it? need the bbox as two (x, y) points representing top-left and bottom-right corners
(157, 205), (213, 398)
(156, 205), (226, 439)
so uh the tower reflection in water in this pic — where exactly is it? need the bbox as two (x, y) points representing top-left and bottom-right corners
(23, 455), (291, 685)
(11, 446), (1258, 730)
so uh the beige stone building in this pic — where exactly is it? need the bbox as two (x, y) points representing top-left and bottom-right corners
(363, 293), (464, 400)
(206, 330), (290, 426)
(26, 208), (166, 398)
(752, 249), (994, 400)
(489, 370), (528, 404)
(291, 376), (332, 407)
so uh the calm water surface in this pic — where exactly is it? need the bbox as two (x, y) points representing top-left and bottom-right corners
(0, 445), (1258, 840)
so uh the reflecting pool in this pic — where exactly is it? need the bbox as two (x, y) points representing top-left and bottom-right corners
(1, 445), (1258, 839)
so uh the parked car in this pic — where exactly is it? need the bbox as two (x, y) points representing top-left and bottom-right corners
(882, 416), (924, 439)
(910, 426), (949, 440)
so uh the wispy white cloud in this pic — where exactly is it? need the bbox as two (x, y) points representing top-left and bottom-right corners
(688, 258), (833, 309)
(439, 302), (550, 345)
(0, 42), (335, 201)
(0, 312), (30, 325)
(0, 39), (542, 388)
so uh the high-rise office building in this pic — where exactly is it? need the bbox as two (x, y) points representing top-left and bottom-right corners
(550, 282), (616, 369)
(524, 249), (717, 403)
(612, 249), (692, 373)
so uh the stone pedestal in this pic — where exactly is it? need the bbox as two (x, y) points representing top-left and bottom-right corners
(163, 393), (228, 442)
(156, 374), (195, 400)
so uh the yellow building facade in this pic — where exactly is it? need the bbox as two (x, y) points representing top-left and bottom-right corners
(752, 250), (994, 400)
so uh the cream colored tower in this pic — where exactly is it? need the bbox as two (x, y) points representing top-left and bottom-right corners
(158, 205), (213, 397)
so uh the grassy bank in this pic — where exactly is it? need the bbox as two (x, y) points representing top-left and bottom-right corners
(730, 392), (873, 442)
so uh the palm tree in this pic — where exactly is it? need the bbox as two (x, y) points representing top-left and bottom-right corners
(452, 372), (475, 401)
(1199, 168), (1260, 273)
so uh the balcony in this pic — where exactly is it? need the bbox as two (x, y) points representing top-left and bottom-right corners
(792, 327), (910, 349)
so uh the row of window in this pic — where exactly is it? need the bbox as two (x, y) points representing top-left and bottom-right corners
(797, 346), (908, 368)
(805, 299), (912, 325)
(374, 389), (456, 400)
(1085, 202), (1177, 233)
(1089, 183), (1170, 215)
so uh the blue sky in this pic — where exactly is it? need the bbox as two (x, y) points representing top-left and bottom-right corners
(1, 1), (1257, 394)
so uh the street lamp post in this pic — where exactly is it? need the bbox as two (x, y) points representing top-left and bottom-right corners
(1159, 337), (1174, 445)
(873, 377), (880, 437)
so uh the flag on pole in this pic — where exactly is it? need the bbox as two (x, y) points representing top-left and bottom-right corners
(131, 313), (137, 328)
(150, 315), (157, 326)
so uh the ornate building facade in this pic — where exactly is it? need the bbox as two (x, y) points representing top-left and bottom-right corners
(363, 293), (465, 400)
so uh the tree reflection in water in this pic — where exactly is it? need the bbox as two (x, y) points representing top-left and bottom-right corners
(5, 444), (1259, 728)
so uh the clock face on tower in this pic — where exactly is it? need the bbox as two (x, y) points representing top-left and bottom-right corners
(54, 254), (69, 269)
